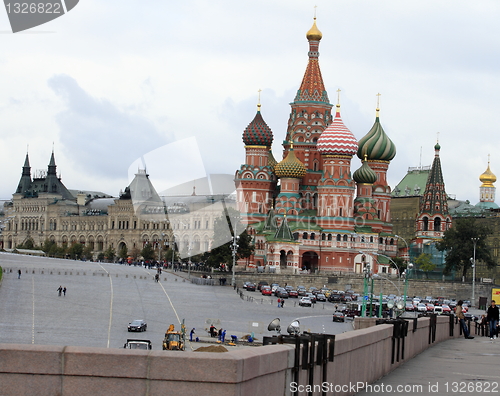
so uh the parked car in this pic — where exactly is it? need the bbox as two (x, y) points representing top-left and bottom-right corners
(316, 293), (327, 302)
(332, 311), (345, 322)
(441, 304), (452, 314)
(416, 303), (426, 312)
(261, 286), (272, 296)
(257, 281), (269, 291)
(299, 297), (312, 307)
(123, 339), (152, 350)
(276, 288), (289, 299)
(405, 302), (415, 311)
(426, 303), (435, 312)
(306, 292), (317, 303)
(242, 282), (252, 289)
(297, 286), (307, 296)
(246, 283), (256, 291)
(288, 290), (299, 298)
(433, 306), (443, 315)
(128, 320), (147, 332)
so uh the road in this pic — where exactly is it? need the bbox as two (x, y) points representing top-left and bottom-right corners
(0, 253), (351, 351)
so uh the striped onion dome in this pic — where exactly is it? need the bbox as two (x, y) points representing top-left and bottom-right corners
(268, 149), (277, 171)
(353, 155), (377, 184)
(242, 105), (274, 146)
(317, 105), (358, 156)
(357, 109), (396, 161)
(274, 145), (307, 179)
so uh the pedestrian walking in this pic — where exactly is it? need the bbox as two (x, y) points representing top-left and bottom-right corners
(281, 298), (285, 308)
(57, 286), (63, 296)
(456, 300), (474, 339)
(486, 300), (499, 340)
(63, 287), (67, 296)
(155, 273), (159, 282)
(18, 269), (21, 279)
(277, 298), (281, 308)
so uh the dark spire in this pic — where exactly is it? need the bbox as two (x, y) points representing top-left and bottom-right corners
(420, 143), (448, 216)
(274, 215), (293, 240)
(16, 152), (32, 195)
(48, 151), (57, 175)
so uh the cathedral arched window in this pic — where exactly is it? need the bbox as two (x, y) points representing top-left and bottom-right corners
(336, 234), (341, 242)
(310, 233), (315, 240)
(343, 234), (348, 242)
(423, 217), (429, 231)
(303, 232), (308, 240)
(434, 217), (441, 232)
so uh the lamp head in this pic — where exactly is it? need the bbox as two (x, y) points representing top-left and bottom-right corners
(287, 320), (300, 336)
(268, 318), (281, 334)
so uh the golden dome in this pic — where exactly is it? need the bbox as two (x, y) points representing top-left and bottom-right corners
(480, 163), (496, 187)
(306, 18), (322, 41)
(275, 145), (307, 179)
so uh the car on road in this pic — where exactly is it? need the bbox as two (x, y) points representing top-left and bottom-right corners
(297, 286), (307, 296)
(128, 320), (147, 332)
(299, 297), (312, 307)
(332, 312), (345, 322)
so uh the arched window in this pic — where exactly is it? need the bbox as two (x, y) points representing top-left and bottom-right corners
(343, 234), (348, 242)
(337, 234), (341, 242)
(434, 217), (441, 232)
(328, 234), (332, 241)
(423, 217), (429, 231)
(303, 232), (308, 240)
(310, 233), (315, 240)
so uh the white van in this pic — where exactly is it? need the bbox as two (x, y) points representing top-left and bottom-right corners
(434, 306), (443, 315)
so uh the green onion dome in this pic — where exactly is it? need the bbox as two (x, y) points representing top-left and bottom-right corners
(274, 145), (307, 179)
(357, 109), (396, 161)
(353, 155), (377, 184)
(242, 104), (274, 147)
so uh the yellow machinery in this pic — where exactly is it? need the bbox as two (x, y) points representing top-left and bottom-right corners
(162, 324), (185, 351)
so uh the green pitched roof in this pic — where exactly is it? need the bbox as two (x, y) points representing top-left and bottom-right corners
(392, 167), (431, 197)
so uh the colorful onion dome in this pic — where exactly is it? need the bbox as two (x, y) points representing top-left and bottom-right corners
(353, 155), (377, 184)
(480, 162), (497, 187)
(317, 104), (358, 156)
(268, 149), (277, 171)
(274, 144), (307, 179)
(306, 17), (322, 41)
(242, 104), (274, 146)
(357, 108), (396, 161)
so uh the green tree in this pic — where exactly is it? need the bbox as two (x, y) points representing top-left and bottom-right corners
(82, 245), (93, 261)
(391, 256), (407, 273)
(118, 245), (128, 259)
(415, 253), (436, 278)
(205, 207), (254, 270)
(68, 243), (84, 260)
(436, 218), (495, 278)
(141, 244), (155, 261)
(103, 246), (116, 262)
(129, 246), (141, 261)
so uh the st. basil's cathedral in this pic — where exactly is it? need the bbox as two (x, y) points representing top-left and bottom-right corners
(235, 18), (400, 275)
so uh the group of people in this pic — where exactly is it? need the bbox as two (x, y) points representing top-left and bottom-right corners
(56, 286), (67, 296)
(208, 324), (226, 342)
(277, 298), (285, 308)
(456, 299), (499, 340)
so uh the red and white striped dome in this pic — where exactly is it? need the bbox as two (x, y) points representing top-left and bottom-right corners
(317, 109), (358, 156)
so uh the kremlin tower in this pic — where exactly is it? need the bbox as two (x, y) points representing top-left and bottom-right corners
(235, 18), (397, 274)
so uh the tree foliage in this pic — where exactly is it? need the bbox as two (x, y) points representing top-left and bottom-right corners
(205, 207), (254, 269)
(415, 253), (436, 278)
(436, 218), (495, 277)
(141, 243), (155, 261)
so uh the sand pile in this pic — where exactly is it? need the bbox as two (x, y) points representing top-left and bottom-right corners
(194, 345), (228, 353)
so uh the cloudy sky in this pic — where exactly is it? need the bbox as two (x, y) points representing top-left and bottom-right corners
(0, 0), (499, 205)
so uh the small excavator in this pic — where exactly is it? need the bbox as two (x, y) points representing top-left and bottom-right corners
(162, 324), (185, 351)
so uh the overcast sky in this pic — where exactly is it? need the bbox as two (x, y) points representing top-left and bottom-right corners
(0, 0), (499, 205)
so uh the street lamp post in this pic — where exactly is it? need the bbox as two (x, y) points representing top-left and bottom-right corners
(187, 243), (192, 279)
(231, 235), (240, 287)
(402, 263), (414, 309)
(471, 237), (479, 308)
(361, 263), (371, 317)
